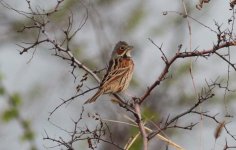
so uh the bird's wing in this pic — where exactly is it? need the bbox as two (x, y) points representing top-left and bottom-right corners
(100, 58), (131, 87)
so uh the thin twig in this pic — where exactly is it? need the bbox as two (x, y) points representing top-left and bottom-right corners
(139, 41), (236, 104)
(103, 117), (184, 150)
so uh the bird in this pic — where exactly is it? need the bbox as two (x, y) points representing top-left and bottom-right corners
(84, 41), (134, 104)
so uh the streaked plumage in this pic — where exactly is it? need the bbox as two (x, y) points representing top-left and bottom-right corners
(84, 41), (134, 104)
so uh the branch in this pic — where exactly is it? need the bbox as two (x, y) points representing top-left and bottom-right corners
(44, 36), (101, 83)
(140, 40), (236, 104)
(134, 103), (148, 150)
(148, 86), (215, 140)
(215, 51), (236, 71)
(103, 118), (184, 150)
(48, 86), (98, 119)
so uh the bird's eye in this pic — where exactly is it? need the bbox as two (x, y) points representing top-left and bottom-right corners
(120, 46), (125, 50)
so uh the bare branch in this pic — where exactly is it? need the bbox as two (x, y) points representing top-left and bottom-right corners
(148, 85), (215, 140)
(140, 41), (236, 104)
(134, 103), (148, 150)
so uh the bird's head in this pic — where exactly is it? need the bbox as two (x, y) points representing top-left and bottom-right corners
(111, 41), (133, 59)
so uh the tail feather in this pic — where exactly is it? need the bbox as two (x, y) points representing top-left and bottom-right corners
(84, 90), (103, 104)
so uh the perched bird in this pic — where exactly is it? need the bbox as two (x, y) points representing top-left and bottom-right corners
(84, 41), (134, 104)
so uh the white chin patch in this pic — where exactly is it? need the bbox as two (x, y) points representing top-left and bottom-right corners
(126, 50), (131, 57)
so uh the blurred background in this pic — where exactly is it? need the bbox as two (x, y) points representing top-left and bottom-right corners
(0, 0), (236, 150)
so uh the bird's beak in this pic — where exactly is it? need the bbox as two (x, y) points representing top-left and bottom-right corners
(128, 45), (134, 50)
(125, 45), (133, 57)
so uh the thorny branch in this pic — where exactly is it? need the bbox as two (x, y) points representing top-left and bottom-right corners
(134, 103), (148, 150)
(148, 82), (236, 142)
(1, 0), (236, 150)
(141, 15), (236, 104)
(44, 108), (124, 150)
(148, 83), (215, 140)
(140, 40), (236, 104)
(1, 2), (142, 149)
(2, 0), (137, 117)
(142, 3), (236, 146)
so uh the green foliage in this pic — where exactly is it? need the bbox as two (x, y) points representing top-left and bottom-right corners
(27, 85), (44, 100)
(21, 130), (35, 141)
(167, 62), (191, 83)
(227, 91), (236, 102)
(129, 136), (142, 150)
(125, 2), (145, 32)
(22, 120), (31, 129)
(142, 106), (159, 122)
(10, 93), (22, 107)
(72, 47), (82, 59)
(10, 19), (38, 41)
(130, 75), (140, 89)
(0, 72), (4, 95)
(174, 62), (191, 76)
(0, 78), (36, 146)
(30, 146), (37, 150)
(129, 127), (142, 150)
(164, 62), (192, 87)
(48, 0), (81, 22)
(2, 108), (19, 122)
(178, 92), (195, 105)
(0, 72), (3, 81)
(0, 87), (5, 95)
(1, 96), (37, 149)
(96, 0), (115, 5)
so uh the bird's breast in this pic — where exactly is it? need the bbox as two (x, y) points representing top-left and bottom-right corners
(119, 58), (134, 68)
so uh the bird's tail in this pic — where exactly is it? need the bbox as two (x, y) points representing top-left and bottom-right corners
(84, 90), (103, 104)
